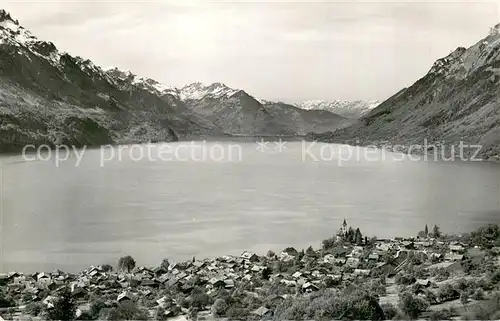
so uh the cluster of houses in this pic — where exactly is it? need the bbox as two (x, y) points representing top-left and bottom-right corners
(1, 225), (498, 320)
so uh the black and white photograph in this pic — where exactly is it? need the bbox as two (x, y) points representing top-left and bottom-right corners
(1, 0), (500, 320)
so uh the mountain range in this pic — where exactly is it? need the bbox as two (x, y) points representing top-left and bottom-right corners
(0, 9), (361, 152)
(294, 100), (380, 119)
(308, 24), (500, 160)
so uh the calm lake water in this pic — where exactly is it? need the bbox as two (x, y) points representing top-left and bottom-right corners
(1, 140), (500, 273)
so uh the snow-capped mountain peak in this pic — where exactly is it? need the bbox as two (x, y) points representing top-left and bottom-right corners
(105, 67), (177, 95)
(179, 82), (241, 100)
(0, 10), (65, 69)
(294, 100), (380, 119)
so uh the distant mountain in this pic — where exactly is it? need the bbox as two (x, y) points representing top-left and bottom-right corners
(0, 8), (351, 152)
(262, 101), (350, 135)
(103, 79), (349, 136)
(295, 100), (381, 119)
(308, 24), (500, 160)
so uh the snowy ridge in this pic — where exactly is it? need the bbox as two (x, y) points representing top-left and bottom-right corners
(295, 100), (381, 118)
(105, 67), (177, 95)
(0, 9), (63, 68)
(104, 70), (244, 101)
(178, 82), (241, 100)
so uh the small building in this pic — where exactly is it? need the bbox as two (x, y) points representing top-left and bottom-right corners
(345, 257), (360, 269)
(252, 306), (272, 318)
(354, 269), (371, 277)
(117, 291), (132, 303)
(302, 282), (320, 292)
(241, 251), (259, 262)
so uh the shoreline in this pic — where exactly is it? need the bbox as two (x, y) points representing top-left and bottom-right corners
(304, 133), (500, 164)
(1, 223), (500, 320)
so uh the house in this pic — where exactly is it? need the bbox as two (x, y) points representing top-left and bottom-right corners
(292, 271), (303, 279)
(302, 282), (319, 292)
(345, 258), (360, 269)
(444, 253), (464, 262)
(141, 279), (158, 287)
(117, 291), (132, 303)
(323, 254), (336, 264)
(224, 279), (235, 289)
(415, 279), (431, 287)
(368, 254), (380, 261)
(348, 246), (364, 258)
(450, 244), (465, 253)
(281, 247), (299, 256)
(208, 278), (225, 288)
(252, 306), (272, 318)
(241, 251), (259, 262)
(354, 269), (371, 277)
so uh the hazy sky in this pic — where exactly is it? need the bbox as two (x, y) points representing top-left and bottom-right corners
(3, 0), (500, 102)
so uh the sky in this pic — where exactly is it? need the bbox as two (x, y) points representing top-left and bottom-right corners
(2, 0), (500, 102)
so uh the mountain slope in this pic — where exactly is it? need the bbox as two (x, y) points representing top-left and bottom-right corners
(263, 101), (349, 135)
(295, 100), (380, 119)
(141, 82), (350, 136)
(0, 10), (225, 152)
(0, 8), (351, 149)
(308, 24), (500, 160)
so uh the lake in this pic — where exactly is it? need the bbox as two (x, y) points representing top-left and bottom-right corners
(1, 140), (500, 273)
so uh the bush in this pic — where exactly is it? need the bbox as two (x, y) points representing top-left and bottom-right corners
(472, 288), (485, 301)
(381, 303), (399, 320)
(190, 287), (211, 309)
(0, 291), (14, 308)
(101, 264), (113, 272)
(160, 258), (170, 270)
(25, 302), (44, 316)
(118, 255), (136, 272)
(261, 267), (272, 280)
(322, 237), (337, 250)
(437, 283), (460, 302)
(395, 273), (416, 285)
(398, 291), (429, 319)
(429, 308), (453, 321)
(466, 293), (500, 320)
(274, 288), (385, 320)
(470, 224), (500, 248)
(106, 301), (148, 320)
(212, 298), (228, 317)
(89, 299), (107, 320)
(47, 288), (76, 320)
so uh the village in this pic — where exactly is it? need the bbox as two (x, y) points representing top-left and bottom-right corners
(1, 221), (500, 320)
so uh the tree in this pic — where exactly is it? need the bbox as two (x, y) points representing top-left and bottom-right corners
(101, 264), (113, 272)
(355, 228), (363, 245)
(398, 291), (430, 319)
(211, 299), (228, 317)
(47, 287), (76, 320)
(261, 267), (272, 280)
(347, 227), (355, 243)
(190, 287), (211, 310)
(306, 246), (315, 256)
(461, 291), (469, 308)
(118, 255), (136, 272)
(106, 301), (148, 320)
(425, 225), (429, 238)
(160, 258), (170, 270)
(432, 225), (441, 239)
